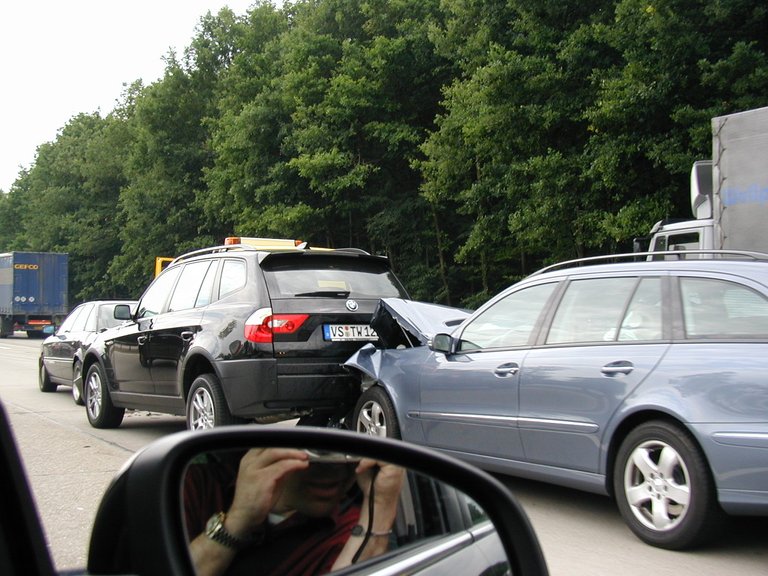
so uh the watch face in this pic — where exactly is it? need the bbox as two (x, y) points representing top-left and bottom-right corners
(206, 513), (224, 535)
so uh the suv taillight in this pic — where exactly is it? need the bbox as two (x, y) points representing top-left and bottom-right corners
(245, 308), (309, 343)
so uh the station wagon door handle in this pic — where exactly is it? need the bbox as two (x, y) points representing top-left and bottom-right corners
(181, 331), (194, 342)
(494, 363), (520, 377)
(601, 361), (634, 376)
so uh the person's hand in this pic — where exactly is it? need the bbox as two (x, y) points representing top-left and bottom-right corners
(225, 448), (309, 537)
(355, 459), (404, 532)
(331, 459), (405, 570)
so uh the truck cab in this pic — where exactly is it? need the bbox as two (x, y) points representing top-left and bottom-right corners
(636, 161), (714, 257)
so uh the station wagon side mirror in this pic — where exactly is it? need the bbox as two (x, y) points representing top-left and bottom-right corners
(113, 304), (133, 321)
(429, 333), (454, 354)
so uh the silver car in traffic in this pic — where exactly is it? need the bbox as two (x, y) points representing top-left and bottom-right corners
(346, 252), (768, 550)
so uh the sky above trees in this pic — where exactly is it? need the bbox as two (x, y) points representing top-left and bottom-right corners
(0, 0), (256, 192)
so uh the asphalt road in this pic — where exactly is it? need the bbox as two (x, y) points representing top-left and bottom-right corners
(1, 334), (766, 575)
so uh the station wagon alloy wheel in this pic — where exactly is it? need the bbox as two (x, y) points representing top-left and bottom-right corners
(354, 387), (400, 439)
(614, 421), (720, 549)
(623, 439), (691, 530)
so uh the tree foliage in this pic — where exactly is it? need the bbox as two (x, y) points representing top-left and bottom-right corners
(1, 0), (766, 308)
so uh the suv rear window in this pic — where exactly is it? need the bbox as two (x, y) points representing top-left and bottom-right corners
(262, 254), (407, 299)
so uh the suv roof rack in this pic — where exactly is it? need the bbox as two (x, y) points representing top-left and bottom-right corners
(531, 249), (768, 277)
(166, 243), (373, 268)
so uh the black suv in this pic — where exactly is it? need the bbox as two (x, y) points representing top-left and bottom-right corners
(81, 243), (409, 430)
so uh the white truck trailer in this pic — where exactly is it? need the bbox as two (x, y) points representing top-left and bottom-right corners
(638, 106), (768, 255)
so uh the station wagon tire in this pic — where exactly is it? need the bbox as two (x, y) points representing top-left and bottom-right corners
(613, 420), (721, 549)
(85, 364), (125, 429)
(186, 374), (244, 430)
(354, 386), (401, 439)
(39, 363), (56, 393)
(72, 361), (85, 405)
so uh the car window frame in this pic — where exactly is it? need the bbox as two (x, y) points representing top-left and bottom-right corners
(542, 275), (667, 345)
(78, 303), (98, 333)
(673, 272), (768, 340)
(167, 260), (217, 313)
(218, 258), (248, 300)
(455, 280), (562, 352)
(137, 265), (183, 319)
(56, 304), (87, 334)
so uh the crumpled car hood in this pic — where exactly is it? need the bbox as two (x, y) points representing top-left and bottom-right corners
(370, 298), (469, 348)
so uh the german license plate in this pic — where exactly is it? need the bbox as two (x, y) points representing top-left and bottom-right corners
(323, 324), (378, 341)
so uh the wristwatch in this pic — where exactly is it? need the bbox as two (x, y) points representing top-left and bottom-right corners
(205, 512), (254, 550)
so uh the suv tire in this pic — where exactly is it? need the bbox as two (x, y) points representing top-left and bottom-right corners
(186, 374), (245, 430)
(613, 420), (722, 549)
(85, 364), (125, 429)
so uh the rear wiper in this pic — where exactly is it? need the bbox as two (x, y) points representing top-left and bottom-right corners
(294, 290), (351, 298)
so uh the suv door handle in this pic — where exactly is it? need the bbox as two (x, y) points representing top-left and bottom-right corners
(494, 363), (519, 377)
(181, 331), (194, 342)
(601, 361), (634, 376)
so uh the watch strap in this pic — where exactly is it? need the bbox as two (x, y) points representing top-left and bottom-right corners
(206, 512), (262, 550)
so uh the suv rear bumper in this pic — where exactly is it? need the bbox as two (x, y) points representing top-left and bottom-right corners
(215, 357), (358, 420)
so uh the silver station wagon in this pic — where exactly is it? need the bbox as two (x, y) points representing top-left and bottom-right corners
(346, 251), (768, 550)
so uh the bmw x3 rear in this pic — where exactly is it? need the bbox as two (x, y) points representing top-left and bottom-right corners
(81, 243), (409, 430)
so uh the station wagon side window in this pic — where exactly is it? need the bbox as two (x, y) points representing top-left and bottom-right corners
(219, 259), (247, 299)
(618, 278), (663, 341)
(168, 261), (216, 312)
(547, 277), (662, 344)
(680, 277), (768, 338)
(458, 283), (557, 351)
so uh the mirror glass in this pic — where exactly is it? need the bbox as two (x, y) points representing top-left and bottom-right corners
(181, 447), (510, 576)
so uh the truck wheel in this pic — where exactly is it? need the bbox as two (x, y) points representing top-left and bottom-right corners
(613, 420), (722, 549)
(186, 374), (244, 430)
(353, 386), (401, 439)
(71, 361), (85, 405)
(39, 363), (57, 393)
(85, 364), (124, 429)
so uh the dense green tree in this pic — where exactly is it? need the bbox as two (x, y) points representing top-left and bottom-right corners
(5, 112), (130, 302)
(110, 9), (246, 296)
(2, 0), (766, 310)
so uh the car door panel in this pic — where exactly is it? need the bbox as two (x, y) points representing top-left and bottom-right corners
(519, 343), (670, 472)
(418, 349), (526, 460)
(518, 274), (669, 473)
(147, 308), (204, 396)
(105, 319), (154, 393)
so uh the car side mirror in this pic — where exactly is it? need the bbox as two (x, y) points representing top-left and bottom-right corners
(113, 304), (133, 321)
(87, 428), (548, 576)
(429, 333), (454, 354)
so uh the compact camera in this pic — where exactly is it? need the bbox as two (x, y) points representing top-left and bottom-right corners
(303, 449), (362, 465)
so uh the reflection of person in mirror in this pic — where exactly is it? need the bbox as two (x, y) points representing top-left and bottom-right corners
(184, 448), (405, 576)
